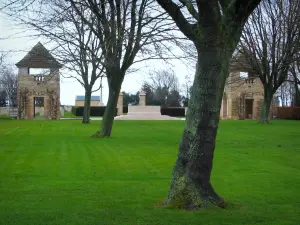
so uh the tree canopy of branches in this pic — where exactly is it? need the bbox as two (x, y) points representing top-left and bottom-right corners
(141, 83), (161, 105)
(142, 69), (182, 107)
(237, 0), (300, 123)
(289, 58), (300, 106)
(65, 0), (190, 137)
(156, 0), (261, 210)
(181, 74), (192, 107)
(123, 91), (139, 105)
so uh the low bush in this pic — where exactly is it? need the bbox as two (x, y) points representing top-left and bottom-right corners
(161, 107), (185, 117)
(123, 106), (128, 114)
(75, 107), (118, 117)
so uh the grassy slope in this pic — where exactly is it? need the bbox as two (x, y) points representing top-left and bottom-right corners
(0, 120), (299, 225)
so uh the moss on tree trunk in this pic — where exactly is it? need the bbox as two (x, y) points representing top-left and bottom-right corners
(259, 90), (273, 124)
(165, 48), (229, 210)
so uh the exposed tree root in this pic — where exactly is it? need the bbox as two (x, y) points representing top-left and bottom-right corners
(258, 120), (270, 124)
(90, 131), (110, 138)
(164, 178), (226, 211)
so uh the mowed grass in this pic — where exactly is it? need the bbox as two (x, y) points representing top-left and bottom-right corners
(0, 120), (300, 225)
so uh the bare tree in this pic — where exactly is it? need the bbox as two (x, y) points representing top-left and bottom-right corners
(278, 81), (292, 106)
(144, 68), (181, 106)
(65, 0), (191, 137)
(237, 0), (300, 123)
(48, 2), (105, 123)
(181, 74), (192, 107)
(0, 53), (5, 66)
(0, 53), (6, 107)
(290, 60), (300, 106)
(156, 0), (261, 209)
(0, 58), (18, 107)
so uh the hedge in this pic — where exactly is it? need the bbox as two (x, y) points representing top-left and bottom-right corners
(123, 106), (128, 114)
(161, 107), (185, 117)
(75, 106), (118, 117)
(277, 107), (300, 120)
(75, 106), (186, 117)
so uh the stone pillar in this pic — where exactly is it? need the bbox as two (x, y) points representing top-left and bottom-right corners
(256, 98), (264, 120)
(227, 99), (233, 119)
(56, 96), (60, 120)
(27, 96), (34, 120)
(220, 102), (223, 119)
(117, 92), (124, 116)
(139, 90), (146, 106)
(44, 95), (49, 119)
(253, 97), (259, 120)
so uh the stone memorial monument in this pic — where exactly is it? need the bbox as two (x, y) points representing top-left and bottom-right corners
(115, 88), (181, 120)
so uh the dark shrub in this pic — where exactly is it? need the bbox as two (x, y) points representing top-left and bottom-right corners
(123, 106), (128, 114)
(277, 107), (300, 120)
(161, 107), (185, 117)
(75, 106), (118, 117)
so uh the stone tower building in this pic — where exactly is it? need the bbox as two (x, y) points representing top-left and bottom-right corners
(16, 42), (62, 120)
(220, 52), (279, 120)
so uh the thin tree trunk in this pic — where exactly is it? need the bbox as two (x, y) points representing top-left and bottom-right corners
(165, 48), (229, 210)
(294, 81), (300, 106)
(91, 76), (122, 138)
(259, 90), (273, 124)
(82, 88), (91, 124)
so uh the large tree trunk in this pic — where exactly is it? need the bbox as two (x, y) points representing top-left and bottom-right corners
(91, 75), (122, 138)
(165, 48), (229, 210)
(82, 88), (91, 124)
(259, 89), (273, 124)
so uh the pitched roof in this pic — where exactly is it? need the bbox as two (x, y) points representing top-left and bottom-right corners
(75, 96), (101, 101)
(15, 42), (62, 68)
(230, 47), (257, 74)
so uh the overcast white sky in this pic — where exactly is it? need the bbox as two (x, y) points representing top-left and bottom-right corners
(0, 11), (195, 106)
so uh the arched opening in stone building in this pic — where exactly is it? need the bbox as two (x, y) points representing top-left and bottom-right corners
(34, 97), (44, 118)
(245, 98), (254, 119)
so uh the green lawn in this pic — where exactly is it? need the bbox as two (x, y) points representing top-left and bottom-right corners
(0, 120), (299, 225)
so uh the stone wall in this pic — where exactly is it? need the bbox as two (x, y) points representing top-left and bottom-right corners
(0, 107), (17, 116)
(0, 107), (9, 116)
(17, 67), (60, 120)
(128, 105), (161, 116)
(117, 93), (123, 116)
(221, 71), (265, 120)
